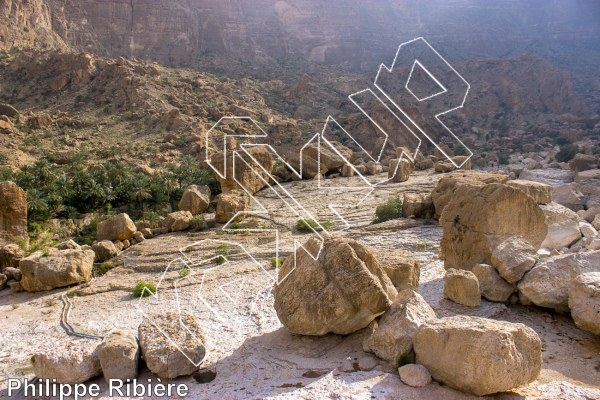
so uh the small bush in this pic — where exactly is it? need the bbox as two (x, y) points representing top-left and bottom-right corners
(373, 196), (403, 224)
(270, 257), (285, 268)
(133, 280), (157, 297)
(178, 267), (191, 278)
(453, 143), (468, 156)
(555, 144), (580, 163)
(497, 151), (510, 165)
(215, 243), (228, 265)
(296, 219), (333, 232)
(190, 215), (207, 230)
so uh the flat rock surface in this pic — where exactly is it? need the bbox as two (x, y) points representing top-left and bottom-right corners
(1, 172), (599, 399)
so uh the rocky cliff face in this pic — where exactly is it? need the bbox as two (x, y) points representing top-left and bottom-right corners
(1, 0), (600, 70)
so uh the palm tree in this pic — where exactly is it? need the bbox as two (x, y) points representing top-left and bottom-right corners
(130, 176), (152, 211)
(26, 188), (49, 220)
(69, 153), (87, 172)
(83, 179), (105, 209)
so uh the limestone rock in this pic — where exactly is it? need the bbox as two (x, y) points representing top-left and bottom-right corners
(0, 273), (7, 290)
(0, 181), (27, 242)
(138, 312), (206, 379)
(285, 151), (326, 179)
(363, 290), (435, 363)
(179, 185), (210, 215)
(519, 169), (574, 188)
(413, 316), (542, 396)
(443, 269), (481, 307)
(402, 193), (434, 218)
(134, 231), (145, 243)
(430, 171), (508, 217)
(371, 248), (420, 292)
(552, 183), (585, 211)
(398, 364), (431, 387)
(215, 191), (251, 223)
(98, 330), (140, 382)
(33, 340), (101, 384)
(440, 183), (547, 271)
(92, 240), (118, 262)
(211, 146), (272, 194)
(472, 264), (514, 302)
(569, 153), (597, 173)
(163, 211), (192, 232)
(540, 202), (582, 250)
(579, 221), (598, 238)
(491, 236), (538, 283)
(574, 169), (600, 209)
(568, 272), (600, 335)
(97, 213), (137, 242)
(518, 251), (600, 311)
(0, 243), (23, 270)
(388, 158), (411, 182)
(506, 179), (552, 204)
(274, 235), (397, 336)
(56, 239), (81, 250)
(302, 141), (352, 171)
(19, 249), (95, 292)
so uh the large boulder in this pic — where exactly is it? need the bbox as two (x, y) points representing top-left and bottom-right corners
(472, 264), (514, 302)
(552, 183), (586, 211)
(138, 312), (207, 379)
(97, 213), (137, 242)
(274, 235), (397, 336)
(285, 151), (327, 179)
(402, 193), (434, 218)
(440, 184), (547, 271)
(0, 181), (27, 243)
(92, 240), (118, 262)
(491, 236), (538, 284)
(33, 340), (101, 384)
(179, 185), (210, 215)
(98, 330), (140, 382)
(413, 316), (542, 396)
(301, 141), (352, 171)
(506, 180), (551, 204)
(0, 243), (23, 271)
(574, 169), (600, 209)
(362, 290), (435, 363)
(162, 211), (192, 232)
(0, 103), (19, 118)
(518, 250), (600, 311)
(430, 172), (508, 218)
(388, 158), (411, 182)
(371, 248), (420, 291)
(569, 153), (597, 173)
(568, 272), (600, 335)
(215, 191), (251, 223)
(519, 169), (574, 188)
(19, 249), (95, 292)
(443, 268), (481, 307)
(211, 146), (273, 194)
(539, 202), (582, 250)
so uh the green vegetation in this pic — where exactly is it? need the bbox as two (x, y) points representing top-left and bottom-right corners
(133, 280), (157, 297)
(215, 243), (228, 265)
(497, 151), (510, 165)
(270, 257), (285, 268)
(396, 346), (413, 368)
(178, 267), (191, 278)
(555, 144), (580, 162)
(453, 143), (469, 156)
(15, 235), (55, 257)
(373, 196), (403, 224)
(296, 219), (333, 232)
(190, 215), (207, 230)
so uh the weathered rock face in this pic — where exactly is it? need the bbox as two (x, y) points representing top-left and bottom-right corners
(539, 202), (582, 250)
(506, 180), (551, 204)
(363, 290), (435, 363)
(491, 236), (538, 284)
(440, 183), (547, 271)
(92, 240), (118, 262)
(211, 146), (272, 195)
(215, 191), (251, 223)
(443, 268), (481, 307)
(179, 185), (210, 215)
(274, 235), (397, 336)
(430, 172), (508, 218)
(33, 340), (101, 384)
(413, 316), (542, 396)
(568, 272), (600, 335)
(402, 193), (434, 219)
(552, 183), (586, 211)
(519, 169), (575, 188)
(518, 251), (600, 311)
(97, 213), (137, 242)
(0, 181), (27, 243)
(98, 330), (140, 382)
(370, 248), (420, 292)
(162, 211), (192, 232)
(19, 249), (95, 292)
(472, 263), (514, 302)
(138, 312), (206, 379)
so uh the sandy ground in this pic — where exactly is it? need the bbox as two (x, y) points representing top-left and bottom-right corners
(1, 171), (600, 399)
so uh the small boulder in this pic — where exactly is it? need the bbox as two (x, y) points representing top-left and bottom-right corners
(215, 191), (251, 223)
(398, 364), (431, 388)
(98, 330), (140, 382)
(274, 235), (397, 336)
(134, 231), (145, 243)
(540, 202), (582, 250)
(4, 266), (21, 281)
(92, 240), (118, 262)
(138, 312), (207, 379)
(0, 103), (19, 118)
(362, 290), (435, 363)
(491, 236), (538, 284)
(568, 272), (600, 335)
(33, 340), (101, 384)
(19, 249), (95, 292)
(56, 239), (81, 250)
(552, 183), (585, 211)
(413, 316), (542, 396)
(443, 269), (481, 307)
(0, 273), (7, 290)
(388, 158), (411, 182)
(402, 193), (434, 218)
(569, 153), (597, 173)
(179, 185), (210, 215)
(371, 248), (420, 291)
(162, 211), (192, 232)
(472, 264), (514, 302)
(97, 213), (137, 242)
